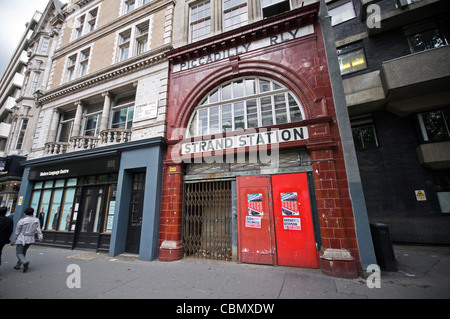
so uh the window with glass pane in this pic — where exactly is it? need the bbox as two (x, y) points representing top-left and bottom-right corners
(47, 188), (63, 230)
(246, 99), (258, 128)
(75, 15), (85, 38)
(351, 116), (379, 150)
(79, 48), (90, 77)
(136, 21), (149, 55)
(87, 8), (98, 32)
(408, 29), (445, 53)
(59, 188), (76, 231)
(234, 102), (245, 130)
(210, 106), (220, 134)
(66, 54), (77, 82)
(58, 110), (75, 142)
(223, 0), (248, 32)
(39, 190), (52, 229)
(119, 30), (131, 61)
(16, 119), (28, 150)
(112, 105), (134, 129)
(30, 190), (42, 221)
(186, 77), (305, 137)
(352, 125), (378, 150)
(125, 0), (135, 13)
(418, 108), (450, 142)
(261, 0), (290, 18)
(222, 104), (232, 132)
(190, 0), (211, 42)
(84, 114), (102, 136)
(337, 42), (367, 75)
(329, 2), (356, 26)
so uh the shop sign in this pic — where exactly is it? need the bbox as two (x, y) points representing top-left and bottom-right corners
(173, 25), (314, 72)
(181, 126), (308, 155)
(39, 169), (70, 177)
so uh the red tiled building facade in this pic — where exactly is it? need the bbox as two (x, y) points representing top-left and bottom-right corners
(158, 3), (364, 278)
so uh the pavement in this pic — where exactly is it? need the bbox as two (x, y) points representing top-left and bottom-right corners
(0, 244), (449, 300)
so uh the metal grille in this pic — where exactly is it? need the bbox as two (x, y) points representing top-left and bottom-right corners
(183, 181), (232, 261)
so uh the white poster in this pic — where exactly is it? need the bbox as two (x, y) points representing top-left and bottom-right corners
(245, 216), (261, 229)
(283, 218), (301, 231)
(134, 100), (158, 122)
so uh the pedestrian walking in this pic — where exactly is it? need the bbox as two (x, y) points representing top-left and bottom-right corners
(0, 206), (14, 267)
(10, 207), (43, 273)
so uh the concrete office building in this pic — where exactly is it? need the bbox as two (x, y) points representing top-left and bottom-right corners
(329, 0), (450, 244)
(0, 10), (45, 213)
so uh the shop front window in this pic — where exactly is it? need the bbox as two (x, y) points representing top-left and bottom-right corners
(29, 174), (118, 233)
(187, 77), (305, 137)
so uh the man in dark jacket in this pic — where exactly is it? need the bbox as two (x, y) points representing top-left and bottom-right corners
(0, 206), (14, 266)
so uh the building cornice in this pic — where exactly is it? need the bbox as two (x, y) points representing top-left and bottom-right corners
(166, 3), (319, 64)
(37, 44), (172, 105)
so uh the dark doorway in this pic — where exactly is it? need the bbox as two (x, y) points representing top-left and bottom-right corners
(125, 172), (146, 254)
(75, 186), (106, 249)
(183, 180), (232, 261)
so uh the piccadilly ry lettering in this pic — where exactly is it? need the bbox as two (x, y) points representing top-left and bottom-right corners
(174, 25), (314, 72)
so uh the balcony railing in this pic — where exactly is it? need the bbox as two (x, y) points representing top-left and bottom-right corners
(44, 128), (132, 156)
(44, 141), (69, 155)
(100, 128), (132, 146)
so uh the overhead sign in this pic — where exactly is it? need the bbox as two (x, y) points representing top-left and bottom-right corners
(181, 126), (308, 155)
(173, 25), (314, 72)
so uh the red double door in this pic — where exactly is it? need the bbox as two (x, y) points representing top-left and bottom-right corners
(237, 173), (319, 268)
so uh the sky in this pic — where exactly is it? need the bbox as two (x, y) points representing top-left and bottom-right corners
(0, 0), (54, 77)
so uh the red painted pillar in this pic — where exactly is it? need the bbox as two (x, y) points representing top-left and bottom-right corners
(308, 146), (359, 278)
(158, 160), (184, 261)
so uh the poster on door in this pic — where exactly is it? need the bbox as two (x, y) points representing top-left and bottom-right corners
(245, 216), (262, 228)
(280, 192), (299, 216)
(247, 193), (263, 216)
(283, 217), (301, 230)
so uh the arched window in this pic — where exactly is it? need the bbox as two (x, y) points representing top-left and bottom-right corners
(187, 77), (305, 137)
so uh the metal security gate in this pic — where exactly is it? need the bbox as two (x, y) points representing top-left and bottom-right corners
(183, 180), (232, 261)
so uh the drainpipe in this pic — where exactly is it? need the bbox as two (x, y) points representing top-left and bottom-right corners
(318, 0), (377, 270)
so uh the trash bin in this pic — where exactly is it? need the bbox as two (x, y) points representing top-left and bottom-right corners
(370, 222), (397, 271)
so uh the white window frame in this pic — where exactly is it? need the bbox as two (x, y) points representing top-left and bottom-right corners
(223, 0), (248, 32)
(189, 0), (211, 43)
(71, 6), (99, 40)
(30, 72), (41, 95)
(63, 45), (92, 84)
(121, 0), (153, 16)
(114, 17), (153, 63)
(187, 77), (305, 137)
(16, 118), (29, 150)
(82, 111), (102, 137)
(329, 1), (356, 26)
(40, 37), (51, 55)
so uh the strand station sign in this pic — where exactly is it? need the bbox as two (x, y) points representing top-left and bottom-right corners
(173, 25), (314, 73)
(181, 126), (308, 155)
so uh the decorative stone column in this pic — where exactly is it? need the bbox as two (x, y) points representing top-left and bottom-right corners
(100, 91), (112, 132)
(46, 108), (60, 143)
(72, 100), (84, 137)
